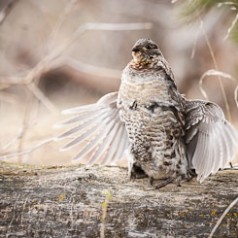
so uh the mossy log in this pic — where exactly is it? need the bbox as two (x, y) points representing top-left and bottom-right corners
(0, 162), (238, 238)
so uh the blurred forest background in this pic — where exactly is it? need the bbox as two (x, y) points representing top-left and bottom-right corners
(0, 0), (237, 165)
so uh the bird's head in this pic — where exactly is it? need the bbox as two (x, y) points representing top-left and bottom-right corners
(131, 39), (162, 66)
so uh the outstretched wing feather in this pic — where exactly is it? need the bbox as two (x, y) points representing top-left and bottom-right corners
(56, 92), (129, 165)
(185, 100), (237, 182)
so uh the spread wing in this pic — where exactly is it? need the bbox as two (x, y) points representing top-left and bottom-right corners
(185, 100), (238, 182)
(56, 92), (129, 165)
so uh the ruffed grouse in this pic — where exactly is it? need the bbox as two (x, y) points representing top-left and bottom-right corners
(57, 39), (237, 188)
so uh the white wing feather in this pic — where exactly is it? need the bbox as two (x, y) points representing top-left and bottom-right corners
(56, 92), (129, 165)
(185, 100), (238, 182)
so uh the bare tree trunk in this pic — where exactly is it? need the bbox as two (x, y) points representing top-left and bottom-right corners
(0, 162), (237, 238)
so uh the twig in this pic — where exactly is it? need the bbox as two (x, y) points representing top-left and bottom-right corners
(0, 91), (17, 104)
(81, 22), (153, 31)
(59, 56), (121, 79)
(68, 22), (152, 50)
(17, 92), (35, 163)
(0, 74), (30, 85)
(0, 0), (19, 26)
(47, 0), (79, 51)
(26, 83), (58, 113)
(2, 128), (25, 151)
(0, 137), (54, 160)
(0, 76), (57, 113)
(208, 197), (238, 238)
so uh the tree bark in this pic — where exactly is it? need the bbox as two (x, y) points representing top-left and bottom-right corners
(0, 162), (238, 238)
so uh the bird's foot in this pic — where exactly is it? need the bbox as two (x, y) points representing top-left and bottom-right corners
(155, 177), (175, 189)
(149, 176), (176, 189)
(185, 169), (196, 182)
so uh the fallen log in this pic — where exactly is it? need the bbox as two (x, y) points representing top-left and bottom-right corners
(0, 162), (237, 238)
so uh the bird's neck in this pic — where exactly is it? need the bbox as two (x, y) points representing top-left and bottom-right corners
(129, 57), (161, 71)
(119, 66), (170, 105)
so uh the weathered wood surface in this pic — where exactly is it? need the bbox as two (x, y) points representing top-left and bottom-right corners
(0, 162), (238, 238)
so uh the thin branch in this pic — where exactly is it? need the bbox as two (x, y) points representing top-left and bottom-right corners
(208, 197), (238, 238)
(17, 97), (33, 163)
(0, 60), (57, 112)
(81, 22), (153, 31)
(0, 91), (17, 104)
(1, 128), (25, 151)
(59, 56), (121, 79)
(0, 137), (55, 160)
(47, 0), (79, 51)
(0, 72), (31, 85)
(0, 0), (19, 26)
(26, 83), (58, 113)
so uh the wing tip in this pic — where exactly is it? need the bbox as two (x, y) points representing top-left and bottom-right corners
(196, 174), (207, 183)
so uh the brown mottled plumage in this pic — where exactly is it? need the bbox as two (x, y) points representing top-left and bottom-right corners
(56, 39), (237, 188)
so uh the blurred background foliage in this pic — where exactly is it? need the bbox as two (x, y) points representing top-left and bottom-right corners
(181, 0), (238, 42)
(0, 0), (237, 165)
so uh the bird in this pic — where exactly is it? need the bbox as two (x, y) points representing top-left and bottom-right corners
(56, 38), (237, 188)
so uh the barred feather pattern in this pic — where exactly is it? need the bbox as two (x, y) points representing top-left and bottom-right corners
(118, 60), (188, 183)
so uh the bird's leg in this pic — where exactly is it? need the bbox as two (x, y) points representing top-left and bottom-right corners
(129, 163), (148, 180)
(127, 150), (147, 180)
(149, 177), (154, 186)
(149, 176), (177, 188)
(175, 177), (182, 187)
(187, 169), (196, 181)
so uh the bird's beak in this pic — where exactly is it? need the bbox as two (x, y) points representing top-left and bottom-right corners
(132, 46), (142, 62)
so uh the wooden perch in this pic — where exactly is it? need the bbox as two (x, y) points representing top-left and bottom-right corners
(0, 162), (238, 238)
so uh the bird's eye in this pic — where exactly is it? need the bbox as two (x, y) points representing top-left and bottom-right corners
(146, 44), (157, 50)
